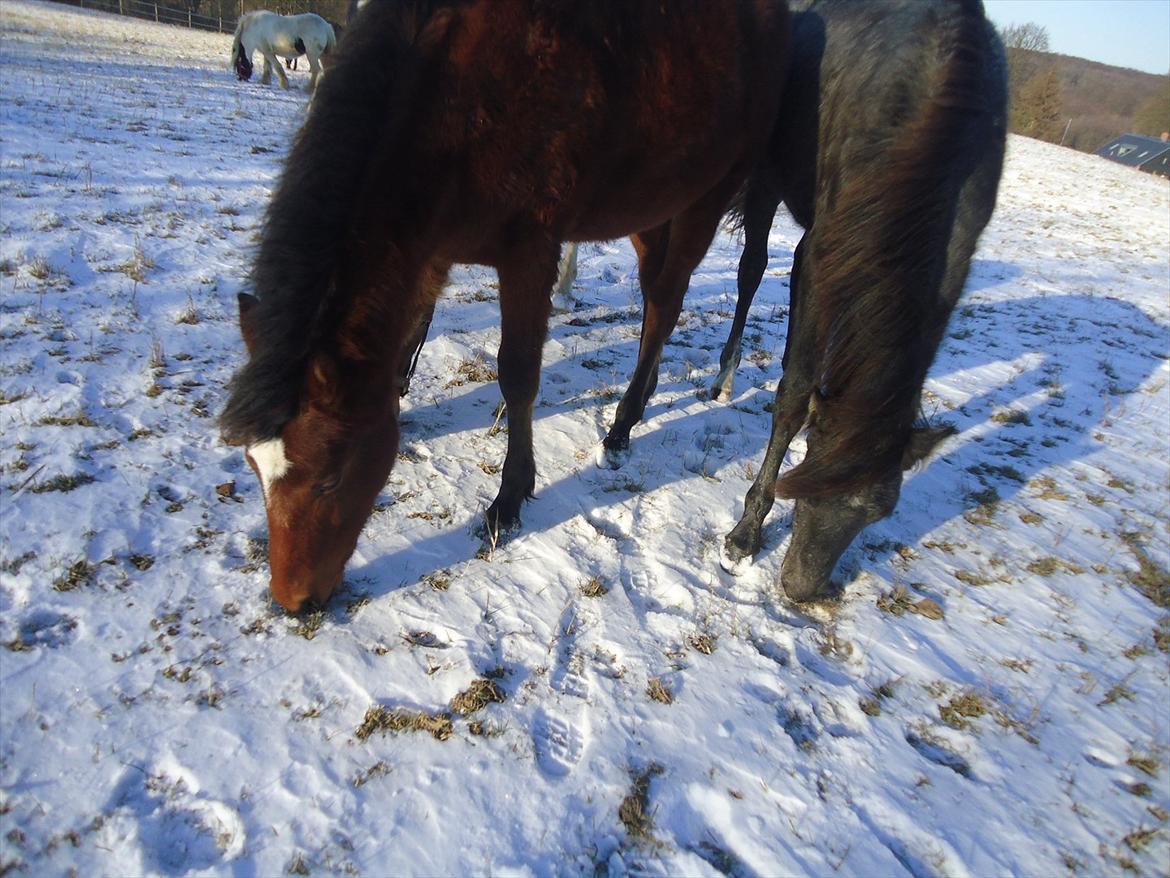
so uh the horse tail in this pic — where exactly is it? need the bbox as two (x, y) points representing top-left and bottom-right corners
(775, 0), (1005, 499)
(220, 3), (452, 444)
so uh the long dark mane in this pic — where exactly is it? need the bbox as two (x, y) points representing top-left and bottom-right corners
(220, 1), (448, 445)
(776, 0), (1003, 498)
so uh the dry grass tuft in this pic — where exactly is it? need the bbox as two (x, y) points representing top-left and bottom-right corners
(355, 705), (453, 742)
(877, 585), (944, 620)
(687, 633), (716, 655)
(1119, 533), (1170, 608)
(646, 677), (674, 705)
(449, 678), (506, 716)
(618, 763), (664, 839)
(53, 559), (95, 592)
(446, 355), (498, 387)
(939, 691), (988, 730)
(580, 576), (609, 598)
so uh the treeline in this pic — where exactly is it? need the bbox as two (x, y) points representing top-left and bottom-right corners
(1002, 22), (1169, 153)
(171, 0), (353, 24)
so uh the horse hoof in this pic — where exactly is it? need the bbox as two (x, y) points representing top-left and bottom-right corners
(598, 435), (630, 470)
(474, 510), (520, 555)
(719, 540), (751, 576)
(708, 382), (733, 403)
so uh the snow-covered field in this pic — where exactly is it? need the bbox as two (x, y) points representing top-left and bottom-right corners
(1, 2), (1168, 875)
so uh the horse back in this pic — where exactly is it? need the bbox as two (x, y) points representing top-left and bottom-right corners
(386, 0), (789, 249)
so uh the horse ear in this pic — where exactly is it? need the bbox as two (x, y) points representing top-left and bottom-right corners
(901, 423), (957, 470)
(238, 293), (260, 354)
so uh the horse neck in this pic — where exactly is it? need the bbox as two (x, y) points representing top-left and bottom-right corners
(332, 250), (448, 396)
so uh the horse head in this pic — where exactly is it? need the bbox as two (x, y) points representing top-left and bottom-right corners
(231, 294), (400, 612)
(234, 43), (253, 81)
(778, 423), (954, 601)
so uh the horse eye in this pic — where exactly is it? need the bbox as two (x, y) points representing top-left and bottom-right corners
(313, 478), (341, 497)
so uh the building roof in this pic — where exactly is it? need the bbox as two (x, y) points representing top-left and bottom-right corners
(1097, 134), (1170, 168)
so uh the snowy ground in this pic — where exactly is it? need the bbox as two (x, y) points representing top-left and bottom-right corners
(1, 2), (1168, 876)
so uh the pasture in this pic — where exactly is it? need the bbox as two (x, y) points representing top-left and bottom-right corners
(1, 2), (1168, 875)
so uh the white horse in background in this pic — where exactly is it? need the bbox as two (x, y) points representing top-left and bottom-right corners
(231, 11), (336, 93)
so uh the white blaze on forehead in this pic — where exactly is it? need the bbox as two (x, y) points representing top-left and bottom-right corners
(247, 438), (291, 496)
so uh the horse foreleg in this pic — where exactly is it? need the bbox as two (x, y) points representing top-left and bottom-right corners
(724, 236), (815, 566)
(603, 189), (729, 463)
(712, 184), (781, 401)
(480, 242), (559, 546)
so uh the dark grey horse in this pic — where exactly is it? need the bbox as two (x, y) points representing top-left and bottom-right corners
(720, 0), (1008, 601)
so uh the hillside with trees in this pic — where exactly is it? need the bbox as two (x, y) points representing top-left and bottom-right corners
(1002, 22), (1168, 153)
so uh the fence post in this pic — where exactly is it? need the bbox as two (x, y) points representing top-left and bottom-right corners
(188, 9), (192, 27)
(154, 3), (159, 23)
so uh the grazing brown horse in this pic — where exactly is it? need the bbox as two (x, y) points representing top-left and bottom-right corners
(719, 0), (1008, 600)
(220, 0), (790, 612)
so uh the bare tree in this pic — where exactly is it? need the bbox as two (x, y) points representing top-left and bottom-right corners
(1000, 22), (1051, 53)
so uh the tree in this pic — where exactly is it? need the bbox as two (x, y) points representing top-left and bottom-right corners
(1014, 67), (1064, 143)
(1132, 76), (1170, 138)
(1000, 22), (1050, 52)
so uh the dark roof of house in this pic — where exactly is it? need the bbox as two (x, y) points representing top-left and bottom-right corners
(1097, 134), (1170, 167)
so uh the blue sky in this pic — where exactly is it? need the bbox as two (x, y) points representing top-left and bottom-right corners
(983, 0), (1170, 74)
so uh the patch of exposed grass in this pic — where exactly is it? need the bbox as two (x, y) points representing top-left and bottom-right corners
(939, 691), (988, 730)
(1098, 676), (1136, 707)
(37, 413), (97, 428)
(1127, 753), (1161, 778)
(1121, 826), (1161, 854)
(991, 408), (1032, 427)
(1155, 616), (1170, 655)
(29, 473), (96, 494)
(292, 610), (325, 640)
(53, 559), (95, 592)
(964, 486), (1001, 526)
(646, 677), (674, 705)
(1026, 557), (1086, 577)
(445, 355), (497, 387)
(420, 569), (451, 591)
(352, 761), (391, 787)
(580, 576), (609, 598)
(1119, 533), (1170, 608)
(355, 705), (452, 741)
(0, 552), (36, 576)
(687, 632), (715, 655)
(877, 585), (945, 620)
(618, 763), (664, 839)
(1030, 476), (1070, 501)
(449, 678), (506, 716)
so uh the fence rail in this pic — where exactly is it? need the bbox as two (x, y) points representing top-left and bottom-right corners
(46, 0), (238, 35)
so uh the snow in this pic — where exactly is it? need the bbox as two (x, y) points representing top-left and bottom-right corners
(1, 2), (1168, 876)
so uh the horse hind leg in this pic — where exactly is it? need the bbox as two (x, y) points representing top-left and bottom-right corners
(603, 186), (731, 465)
(479, 240), (559, 550)
(262, 50), (288, 88)
(305, 51), (322, 93)
(712, 182), (780, 401)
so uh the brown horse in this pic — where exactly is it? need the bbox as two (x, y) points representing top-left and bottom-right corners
(220, 0), (790, 612)
(719, 0), (1008, 600)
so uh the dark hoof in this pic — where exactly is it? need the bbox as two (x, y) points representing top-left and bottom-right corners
(599, 435), (630, 470)
(474, 508), (521, 556)
(723, 522), (761, 563)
